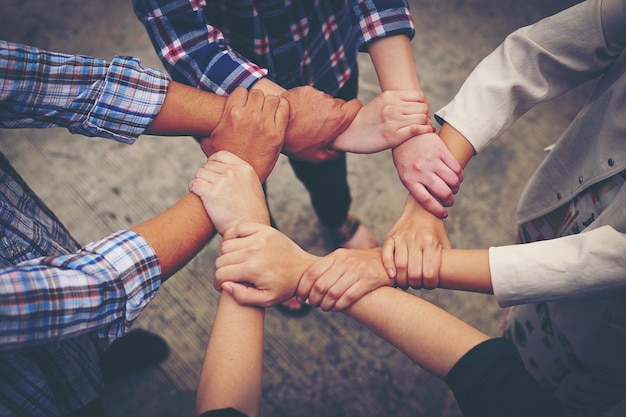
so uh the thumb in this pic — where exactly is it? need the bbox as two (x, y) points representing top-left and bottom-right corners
(314, 148), (342, 161)
(275, 96), (290, 131)
(222, 221), (265, 241)
(222, 282), (273, 307)
(381, 236), (397, 279)
(340, 98), (362, 125)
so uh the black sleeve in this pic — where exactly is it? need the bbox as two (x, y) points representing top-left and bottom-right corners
(444, 338), (565, 417)
(197, 408), (250, 417)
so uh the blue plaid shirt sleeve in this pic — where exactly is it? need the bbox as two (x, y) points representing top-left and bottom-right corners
(0, 230), (162, 351)
(133, 0), (268, 96)
(0, 40), (169, 144)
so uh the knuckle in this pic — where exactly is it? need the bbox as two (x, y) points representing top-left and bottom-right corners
(342, 291), (359, 304)
(310, 281), (326, 295)
(327, 287), (342, 299)
(408, 276), (423, 289)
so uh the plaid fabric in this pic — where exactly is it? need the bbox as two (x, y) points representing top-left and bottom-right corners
(0, 152), (161, 417)
(0, 40), (169, 144)
(134, 0), (415, 96)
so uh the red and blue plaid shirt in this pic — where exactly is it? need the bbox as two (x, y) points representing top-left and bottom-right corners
(134, 0), (415, 96)
(0, 41), (165, 417)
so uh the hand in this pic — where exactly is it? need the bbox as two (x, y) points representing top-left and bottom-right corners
(392, 132), (464, 218)
(198, 87), (289, 182)
(382, 196), (451, 289)
(189, 151), (269, 235)
(332, 90), (435, 153)
(280, 86), (362, 162)
(296, 247), (392, 312)
(215, 222), (318, 306)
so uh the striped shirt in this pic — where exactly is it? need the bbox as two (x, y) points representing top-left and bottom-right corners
(0, 41), (166, 416)
(134, 0), (415, 96)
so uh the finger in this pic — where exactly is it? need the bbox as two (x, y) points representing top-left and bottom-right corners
(422, 244), (442, 290)
(381, 236), (397, 278)
(421, 175), (456, 207)
(307, 271), (337, 307)
(208, 149), (248, 166)
(405, 182), (448, 219)
(437, 165), (462, 194)
(394, 242), (409, 289)
(396, 101), (430, 116)
(274, 96), (290, 130)
(318, 272), (356, 312)
(246, 88), (265, 109)
(262, 94), (280, 115)
(215, 247), (252, 274)
(222, 221), (265, 242)
(193, 164), (225, 182)
(222, 282), (274, 307)
(339, 98), (362, 124)
(314, 148), (342, 161)
(332, 283), (369, 312)
(426, 159), (463, 196)
(394, 122), (435, 140)
(296, 257), (334, 304)
(226, 87), (249, 109)
(214, 256), (249, 290)
(188, 178), (212, 196)
(406, 248), (424, 289)
(440, 149), (464, 183)
(392, 89), (427, 103)
(215, 243), (249, 268)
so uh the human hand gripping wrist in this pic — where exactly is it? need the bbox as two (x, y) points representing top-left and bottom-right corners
(296, 247), (392, 312)
(332, 90), (435, 153)
(279, 86), (362, 162)
(214, 222), (319, 307)
(188, 151), (269, 235)
(198, 87), (289, 182)
(392, 132), (464, 218)
(382, 195), (451, 290)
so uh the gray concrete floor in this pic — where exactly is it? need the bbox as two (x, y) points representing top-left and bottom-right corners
(1, 0), (624, 416)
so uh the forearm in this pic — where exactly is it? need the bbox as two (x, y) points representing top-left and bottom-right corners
(145, 81), (226, 136)
(367, 35), (421, 91)
(438, 122), (476, 170)
(344, 286), (489, 379)
(196, 292), (264, 417)
(250, 77), (286, 96)
(131, 193), (216, 282)
(439, 249), (493, 294)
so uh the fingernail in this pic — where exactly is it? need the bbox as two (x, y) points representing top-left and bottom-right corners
(222, 283), (234, 294)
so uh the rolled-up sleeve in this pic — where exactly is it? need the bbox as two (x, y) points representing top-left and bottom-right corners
(0, 40), (169, 143)
(352, 0), (415, 52)
(0, 230), (162, 351)
(133, 0), (267, 95)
